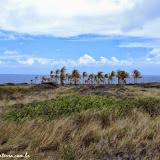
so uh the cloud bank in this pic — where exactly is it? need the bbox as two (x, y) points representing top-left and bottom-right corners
(1, 49), (160, 67)
(0, 0), (160, 38)
(4, 50), (19, 55)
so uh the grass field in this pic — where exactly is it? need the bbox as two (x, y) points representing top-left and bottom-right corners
(1, 83), (160, 159)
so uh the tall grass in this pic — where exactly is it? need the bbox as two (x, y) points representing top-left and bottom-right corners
(0, 110), (160, 159)
(1, 95), (160, 159)
(0, 87), (32, 100)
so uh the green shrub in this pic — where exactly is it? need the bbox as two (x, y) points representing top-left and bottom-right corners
(0, 87), (32, 100)
(6, 83), (15, 85)
(5, 95), (160, 122)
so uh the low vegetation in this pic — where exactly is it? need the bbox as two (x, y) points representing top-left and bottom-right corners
(5, 95), (160, 122)
(1, 94), (160, 159)
(1, 73), (160, 159)
(0, 87), (32, 100)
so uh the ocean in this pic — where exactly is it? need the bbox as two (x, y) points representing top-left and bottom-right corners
(0, 74), (160, 84)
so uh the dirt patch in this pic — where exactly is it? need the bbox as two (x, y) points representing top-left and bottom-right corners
(128, 83), (160, 89)
(143, 85), (160, 89)
(71, 84), (126, 98)
(90, 91), (115, 97)
(30, 84), (58, 91)
(71, 84), (122, 92)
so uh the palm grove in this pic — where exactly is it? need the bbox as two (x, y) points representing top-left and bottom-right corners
(31, 67), (142, 85)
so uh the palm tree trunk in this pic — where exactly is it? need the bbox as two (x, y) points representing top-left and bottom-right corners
(74, 77), (76, 85)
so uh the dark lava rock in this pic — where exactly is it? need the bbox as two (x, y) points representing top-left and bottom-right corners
(30, 83), (58, 91)
(42, 82), (59, 87)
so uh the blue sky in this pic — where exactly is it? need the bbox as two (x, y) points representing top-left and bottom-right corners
(0, 0), (160, 75)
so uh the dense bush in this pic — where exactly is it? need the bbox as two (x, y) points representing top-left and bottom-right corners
(0, 87), (32, 100)
(42, 82), (59, 87)
(6, 95), (160, 122)
(6, 83), (15, 85)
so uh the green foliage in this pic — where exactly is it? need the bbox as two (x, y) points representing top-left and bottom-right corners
(6, 83), (15, 85)
(0, 87), (32, 100)
(132, 97), (160, 116)
(5, 95), (160, 122)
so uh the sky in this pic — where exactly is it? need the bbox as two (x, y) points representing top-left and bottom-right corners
(0, 0), (160, 75)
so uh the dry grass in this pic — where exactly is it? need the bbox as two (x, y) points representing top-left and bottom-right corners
(0, 86), (74, 106)
(1, 84), (160, 107)
(0, 110), (160, 159)
(125, 86), (160, 98)
(1, 84), (160, 159)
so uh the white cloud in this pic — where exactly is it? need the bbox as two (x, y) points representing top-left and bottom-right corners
(78, 54), (132, 66)
(100, 56), (109, 63)
(111, 57), (118, 62)
(144, 48), (160, 64)
(0, 53), (133, 66)
(78, 54), (97, 64)
(36, 58), (50, 65)
(2, 51), (160, 67)
(51, 60), (67, 66)
(149, 48), (160, 56)
(0, 31), (33, 40)
(146, 58), (152, 61)
(0, 0), (160, 38)
(4, 50), (19, 54)
(18, 58), (34, 65)
(0, 32), (17, 40)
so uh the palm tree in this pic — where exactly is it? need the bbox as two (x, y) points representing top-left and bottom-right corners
(72, 69), (81, 85)
(35, 76), (38, 84)
(108, 71), (116, 84)
(121, 71), (129, 84)
(94, 75), (98, 84)
(89, 74), (94, 84)
(88, 77), (91, 84)
(104, 74), (108, 84)
(50, 70), (54, 81)
(47, 78), (51, 82)
(55, 69), (60, 84)
(117, 70), (122, 84)
(41, 76), (47, 82)
(97, 71), (103, 84)
(100, 76), (105, 84)
(68, 74), (72, 84)
(50, 74), (55, 82)
(117, 70), (129, 84)
(85, 80), (88, 84)
(50, 70), (53, 77)
(132, 70), (143, 83)
(61, 66), (66, 73)
(30, 79), (34, 84)
(60, 66), (66, 85)
(60, 73), (65, 85)
(83, 72), (88, 84)
(66, 73), (70, 84)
